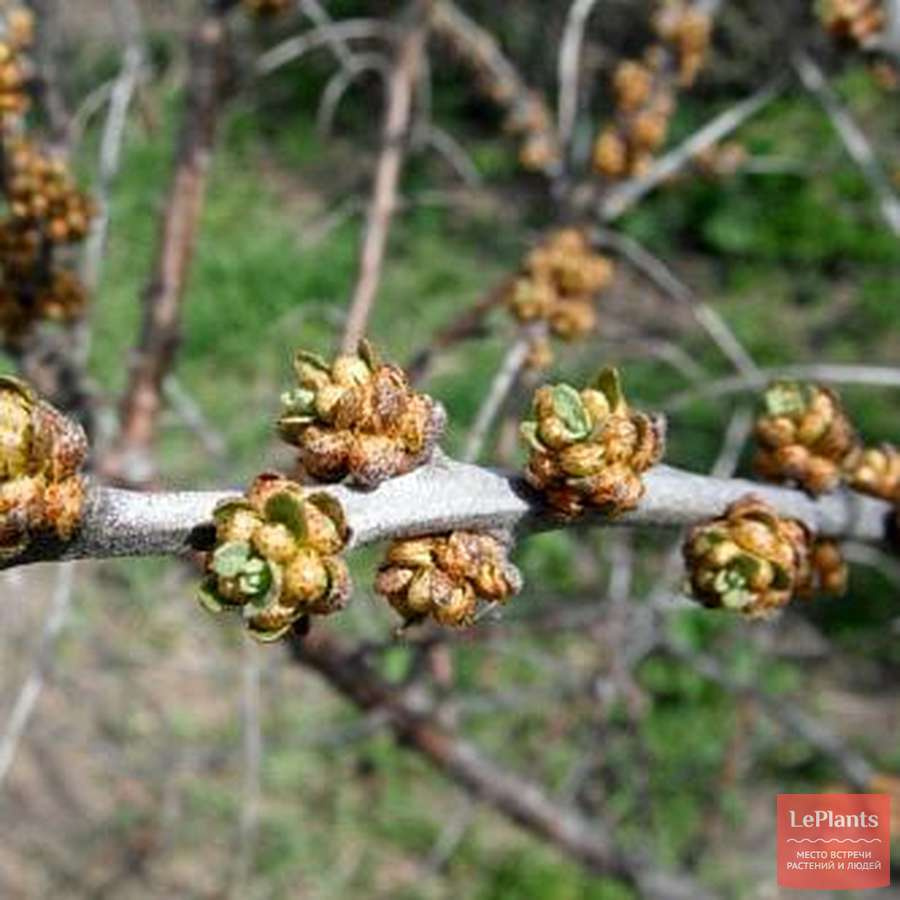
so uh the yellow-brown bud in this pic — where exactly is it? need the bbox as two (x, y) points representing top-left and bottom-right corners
(684, 495), (844, 618)
(376, 531), (521, 628)
(754, 381), (859, 495)
(279, 342), (445, 488)
(201, 475), (351, 641)
(0, 377), (88, 556)
(521, 369), (664, 518)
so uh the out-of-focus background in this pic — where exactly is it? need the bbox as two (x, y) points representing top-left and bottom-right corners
(0, 0), (898, 897)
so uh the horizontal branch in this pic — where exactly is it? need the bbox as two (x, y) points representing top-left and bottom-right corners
(2, 455), (891, 569)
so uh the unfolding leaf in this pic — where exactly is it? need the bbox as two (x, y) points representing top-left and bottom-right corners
(265, 491), (306, 538)
(593, 367), (623, 411)
(308, 492), (349, 542)
(358, 339), (380, 372)
(551, 385), (591, 439)
(197, 577), (225, 613)
(211, 541), (251, 578)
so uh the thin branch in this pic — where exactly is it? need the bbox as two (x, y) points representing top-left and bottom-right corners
(292, 0), (392, 138)
(424, 125), (482, 186)
(255, 20), (396, 77)
(595, 228), (760, 379)
(0, 564), (75, 789)
(296, 0), (356, 68)
(104, 5), (232, 484)
(27, 0), (71, 149)
(316, 53), (389, 136)
(664, 364), (900, 411)
(430, 0), (560, 175)
(883, 0), (900, 57)
(463, 331), (533, 462)
(81, 0), (145, 295)
(407, 276), (512, 384)
(77, 0), (146, 367)
(557, 0), (601, 152)
(431, 0), (540, 114)
(289, 627), (715, 899)
(68, 79), (116, 150)
(162, 376), (227, 460)
(598, 78), (785, 221)
(341, 2), (431, 352)
(3, 457), (891, 571)
(793, 51), (900, 237)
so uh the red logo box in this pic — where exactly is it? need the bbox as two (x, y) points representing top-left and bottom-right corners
(777, 794), (890, 890)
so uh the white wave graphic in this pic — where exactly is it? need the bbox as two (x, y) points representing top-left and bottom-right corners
(786, 838), (882, 844)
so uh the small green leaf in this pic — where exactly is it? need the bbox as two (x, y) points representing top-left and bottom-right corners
(277, 416), (316, 442)
(593, 367), (623, 410)
(0, 374), (35, 405)
(714, 567), (746, 594)
(197, 577), (225, 613)
(358, 339), (380, 371)
(247, 619), (293, 643)
(722, 587), (753, 610)
(244, 561), (282, 612)
(765, 381), (807, 417)
(323, 557), (351, 606)
(551, 385), (591, 439)
(731, 554), (761, 582)
(211, 541), (251, 578)
(293, 349), (329, 374)
(519, 421), (543, 452)
(280, 388), (316, 415)
(238, 557), (273, 598)
(212, 499), (253, 527)
(309, 492), (349, 541)
(265, 491), (307, 538)
(771, 565), (792, 590)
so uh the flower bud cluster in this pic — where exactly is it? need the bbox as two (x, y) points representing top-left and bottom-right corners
(844, 443), (899, 503)
(754, 381), (860, 496)
(375, 531), (521, 628)
(0, 236), (87, 345)
(200, 474), (351, 642)
(0, 9), (94, 344)
(278, 341), (446, 489)
(683, 495), (846, 618)
(0, 376), (87, 558)
(0, 11), (31, 123)
(4, 139), (95, 244)
(653, 1), (712, 88)
(593, 2), (712, 179)
(521, 367), (665, 518)
(505, 228), (613, 367)
(821, 0), (885, 47)
(506, 92), (562, 173)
